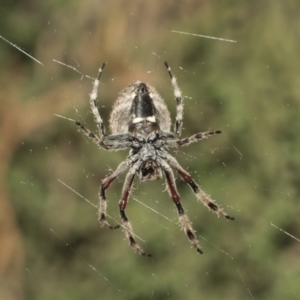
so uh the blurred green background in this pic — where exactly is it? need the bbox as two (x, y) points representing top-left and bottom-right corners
(1, 1), (300, 299)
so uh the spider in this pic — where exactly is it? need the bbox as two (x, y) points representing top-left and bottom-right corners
(75, 62), (234, 257)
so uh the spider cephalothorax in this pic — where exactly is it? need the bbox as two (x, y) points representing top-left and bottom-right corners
(76, 62), (234, 257)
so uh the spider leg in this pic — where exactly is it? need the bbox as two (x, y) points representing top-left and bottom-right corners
(158, 158), (203, 254)
(75, 121), (111, 150)
(119, 166), (151, 257)
(99, 161), (129, 229)
(177, 130), (221, 147)
(166, 154), (235, 220)
(164, 62), (183, 136)
(76, 121), (133, 151)
(89, 63), (106, 138)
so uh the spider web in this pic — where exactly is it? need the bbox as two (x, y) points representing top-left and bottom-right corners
(2, 1), (300, 299)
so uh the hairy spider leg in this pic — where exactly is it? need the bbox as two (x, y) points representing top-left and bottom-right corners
(99, 161), (129, 229)
(75, 121), (111, 150)
(177, 130), (221, 147)
(164, 62), (183, 136)
(119, 167), (151, 257)
(76, 121), (134, 151)
(89, 63), (106, 138)
(166, 154), (235, 220)
(160, 160), (203, 254)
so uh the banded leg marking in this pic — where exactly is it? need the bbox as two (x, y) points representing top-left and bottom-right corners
(164, 62), (183, 136)
(89, 63), (106, 138)
(166, 154), (235, 220)
(161, 159), (203, 254)
(119, 170), (151, 257)
(99, 161), (129, 228)
(177, 130), (221, 147)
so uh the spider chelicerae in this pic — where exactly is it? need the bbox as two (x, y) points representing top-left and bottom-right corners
(75, 62), (234, 257)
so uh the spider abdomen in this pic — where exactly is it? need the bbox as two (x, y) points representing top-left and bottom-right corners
(109, 81), (171, 135)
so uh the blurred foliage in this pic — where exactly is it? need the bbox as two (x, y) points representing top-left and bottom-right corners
(1, 0), (300, 299)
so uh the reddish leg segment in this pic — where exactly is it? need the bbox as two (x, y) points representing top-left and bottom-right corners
(164, 168), (203, 254)
(119, 170), (151, 257)
(166, 154), (234, 220)
(99, 161), (128, 229)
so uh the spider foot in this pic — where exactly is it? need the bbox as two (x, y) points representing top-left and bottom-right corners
(99, 215), (120, 229)
(197, 190), (235, 221)
(223, 212), (235, 221)
(179, 214), (203, 254)
(208, 203), (235, 221)
(123, 221), (152, 257)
